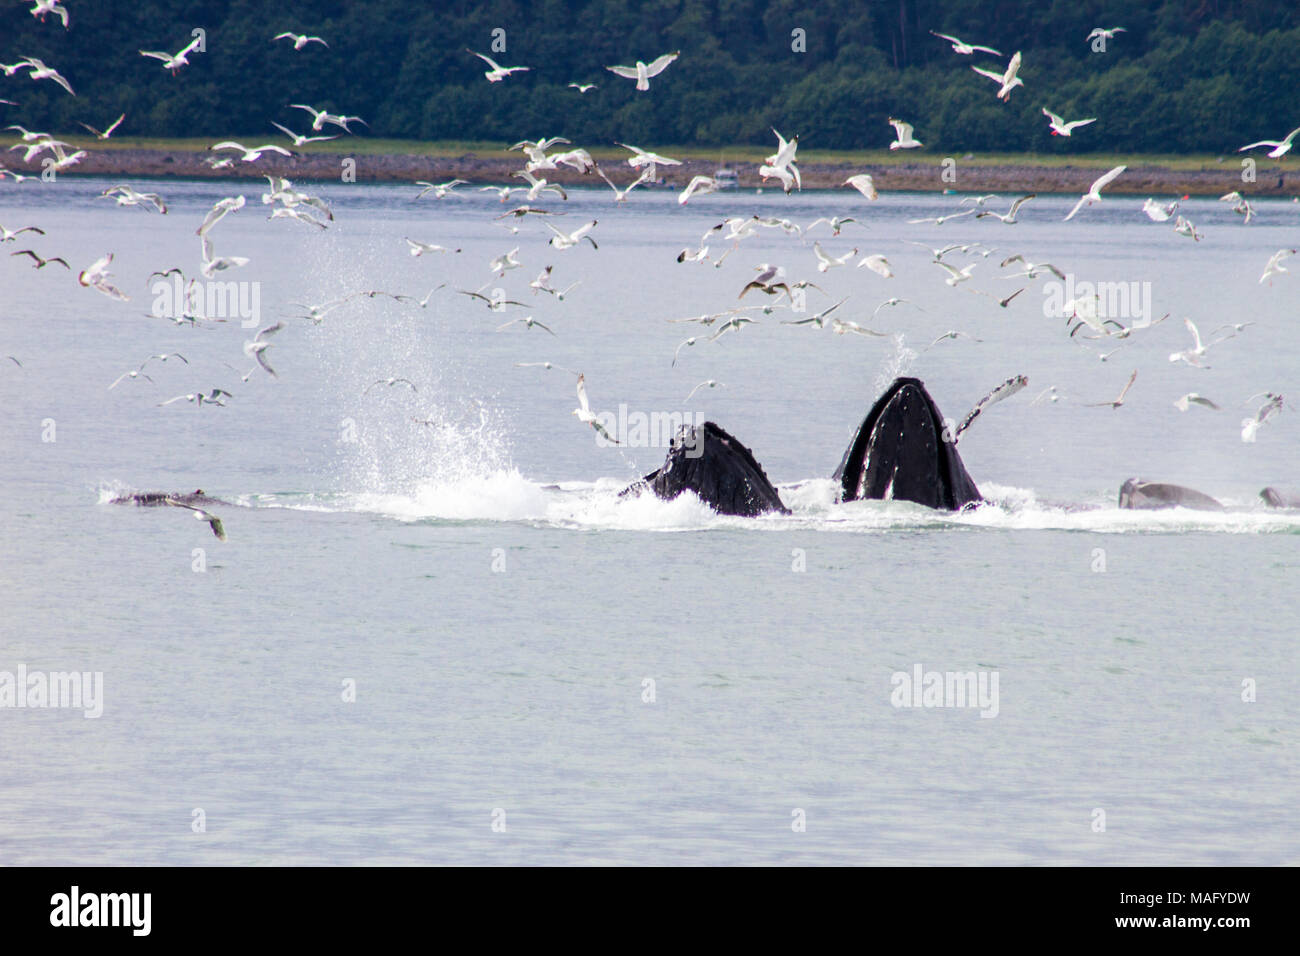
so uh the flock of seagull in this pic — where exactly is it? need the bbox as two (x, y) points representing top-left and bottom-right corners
(1, 5), (1295, 536)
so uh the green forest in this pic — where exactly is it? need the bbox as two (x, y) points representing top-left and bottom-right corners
(1, 0), (1297, 154)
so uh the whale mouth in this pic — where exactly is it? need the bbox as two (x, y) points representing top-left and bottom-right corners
(834, 377), (982, 511)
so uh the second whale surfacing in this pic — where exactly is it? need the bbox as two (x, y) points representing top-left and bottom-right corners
(833, 377), (982, 510)
(1118, 479), (1224, 511)
(621, 421), (790, 517)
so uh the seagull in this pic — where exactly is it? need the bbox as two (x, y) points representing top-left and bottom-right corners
(512, 169), (568, 201)
(242, 322), (283, 379)
(457, 289), (525, 310)
(1172, 215), (1203, 241)
(78, 253), (129, 300)
(1209, 321), (1254, 338)
(617, 142), (681, 169)
(159, 388), (232, 408)
(671, 337), (699, 366)
(288, 104), (367, 132)
(738, 263), (790, 300)
(1086, 27), (1127, 42)
(871, 297), (916, 319)
(709, 315), (758, 341)
(0, 223), (44, 242)
(405, 238), (460, 256)
(970, 287), (1026, 309)
(1259, 248), (1295, 284)
(684, 380), (725, 402)
(497, 315), (556, 335)
(10, 249), (68, 269)
(758, 162), (798, 193)
(495, 204), (559, 220)
(479, 185), (525, 203)
(679, 175), (720, 205)
(927, 330), (982, 348)
(805, 216), (857, 236)
(1168, 318), (1224, 368)
(488, 247), (522, 275)
(842, 174), (878, 200)
(1174, 393), (1220, 411)
(999, 254), (1065, 280)
(414, 179), (469, 200)
(16, 57), (74, 94)
(959, 194), (1000, 207)
(79, 113), (125, 140)
(857, 254), (893, 277)
(107, 369), (153, 390)
(1242, 393), (1284, 442)
(976, 194), (1035, 223)
(971, 51), (1023, 101)
(545, 220), (598, 250)
(831, 318), (890, 337)
(929, 31), (1001, 55)
(1084, 369), (1138, 408)
(567, 82), (597, 93)
(1238, 127), (1300, 159)
(1030, 386), (1063, 406)
(781, 297), (849, 330)
(196, 195), (246, 236)
(166, 499), (227, 541)
(468, 50), (529, 82)
(515, 361), (579, 374)
(1141, 197), (1179, 221)
(953, 375), (1029, 440)
(605, 51), (679, 91)
(813, 242), (858, 272)
(908, 209), (975, 226)
(200, 236), (250, 279)
(597, 165), (652, 203)
(101, 185), (168, 213)
(936, 261), (977, 286)
(29, 1), (69, 27)
(1042, 108), (1096, 136)
(139, 37), (203, 75)
(267, 207), (328, 229)
(888, 117), (923, 149)
(269, 122), (338, 146)
(1064, 165), (1126, 221)
(573, 374), (619, 443)
(274, 32), (328, 50)
(364, 378), (417, 395)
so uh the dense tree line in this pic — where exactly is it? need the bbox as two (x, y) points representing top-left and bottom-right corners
(1, 0), (1296, 155)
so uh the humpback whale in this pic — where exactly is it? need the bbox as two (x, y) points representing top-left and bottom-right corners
(109, 489), (229, 539)
(1260, 487), (1300, 509)
(622, 421), (790, 517)
(1117, 479), (1223, 511)
(833, 377), (982, 510)
(109, 489), (227, 508)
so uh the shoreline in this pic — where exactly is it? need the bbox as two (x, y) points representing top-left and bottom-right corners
(2, 141), (1294, 196)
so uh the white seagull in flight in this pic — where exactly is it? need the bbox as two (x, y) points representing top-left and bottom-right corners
(468, 50), (529, 82)
(1064, 165), (1126, 221)
(1238, 126), (1300, 159)
(971, 51), (1023, 101)
(929, 31), (1001, 55)
(605, 51), (679, 91)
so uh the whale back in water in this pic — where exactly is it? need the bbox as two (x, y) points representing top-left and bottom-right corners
(111, 489), (228, 508)
(833, 377), (982, 511)
(623, 422), (789, 517)
(1260, 487), (1300, 508)
(1118, 479), (1223, 511)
